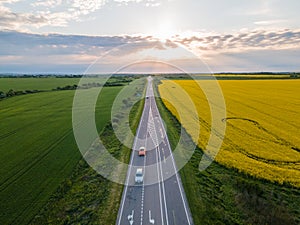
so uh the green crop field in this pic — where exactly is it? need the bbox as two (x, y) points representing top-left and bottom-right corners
(0, 78), (81, 92)
(31, 90), (145, 225)
(0, 86), (122, 224)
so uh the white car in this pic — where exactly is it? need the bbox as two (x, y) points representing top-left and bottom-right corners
(138, 147), (146, 156)
(135, 168), (144, 183)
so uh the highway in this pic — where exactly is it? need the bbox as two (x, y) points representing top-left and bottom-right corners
(116, 76), (193, 225)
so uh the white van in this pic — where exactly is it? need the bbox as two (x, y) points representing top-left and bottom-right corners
(135, 168), (143, 183)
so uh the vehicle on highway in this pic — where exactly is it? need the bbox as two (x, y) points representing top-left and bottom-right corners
(135, 168), (144, 183)
(138, 147), (146, 156)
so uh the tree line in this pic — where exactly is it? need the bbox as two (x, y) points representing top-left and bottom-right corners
(0, 89), (40, 99)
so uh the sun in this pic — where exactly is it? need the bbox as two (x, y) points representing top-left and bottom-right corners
(153, 21), (177, 41)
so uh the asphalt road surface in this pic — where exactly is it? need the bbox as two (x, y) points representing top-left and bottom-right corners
(116, 77), (193, 225)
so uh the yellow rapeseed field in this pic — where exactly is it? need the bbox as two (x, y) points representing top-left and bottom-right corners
(159, 79), (300, 187)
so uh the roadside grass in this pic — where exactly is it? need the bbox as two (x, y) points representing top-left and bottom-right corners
(154, 81), (300, 225)
(30, 83), (145, 224)
(0, 87), (122, 225)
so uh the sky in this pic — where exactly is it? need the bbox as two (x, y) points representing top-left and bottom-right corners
(0, 0), (300, 73)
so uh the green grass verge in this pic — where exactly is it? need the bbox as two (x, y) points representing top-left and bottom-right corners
(0, 86), (122, 225)
(29, 85), (145, 225)
(154, 81), (300, 225)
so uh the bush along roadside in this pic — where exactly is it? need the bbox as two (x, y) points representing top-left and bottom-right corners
(0, 89), (42, 99)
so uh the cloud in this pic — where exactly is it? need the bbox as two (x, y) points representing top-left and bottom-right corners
(1, 29), (299, 73)
(0, 0), (164, 31)
(207, 48), (300, 72)
(0, 1), (73, 30)
(114, 0), (161, 6)
(254, 20), (288, 26)
(0, 0), (20, 3)
(71, 0), (107, 15)
(31, 0), (63, 8)
(174, 29), (300, 55)
(0, 30), (156, 54)
(0, 4), (48, 30)
(0, 30), (169, 72)
(170, 29), (300, 72)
